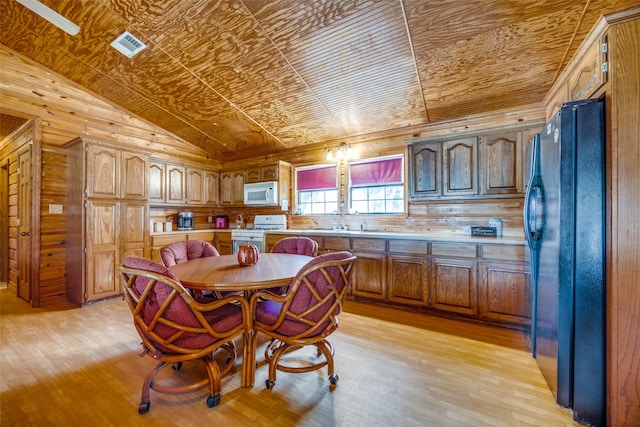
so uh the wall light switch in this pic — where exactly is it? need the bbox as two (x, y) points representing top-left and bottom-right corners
(49, 204), (63, 214)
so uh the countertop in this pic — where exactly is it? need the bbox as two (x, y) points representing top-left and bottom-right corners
(150, 227), (525, 245)
(263, 228), (526, 245)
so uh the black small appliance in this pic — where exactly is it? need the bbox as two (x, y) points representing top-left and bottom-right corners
(177, 211), (194, 230)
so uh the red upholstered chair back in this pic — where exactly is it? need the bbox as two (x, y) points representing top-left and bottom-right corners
(254, 251), (356, 340)
(271, 237), (318, 257)
(119, 256), (245, 356)
(160, 240), (220, 267)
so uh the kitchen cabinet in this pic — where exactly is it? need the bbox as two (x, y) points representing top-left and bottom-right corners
(407, 127), (536, 201)
(480, 131), (523, 196)
(204, 170), (220, 205)
(407, 137), (478, 199)
(479, 244), (530, 325)
(442, 138), (478, 197)
(220, 169), (245, 205)
(166, 164), (186, 204)
(65, 139), (150, 304)
(216, 232), (232, 255)
(244, 161), (290, 184)
(429, 242), (478, 315)
(351, 238), (387, 300)
(386, 240), (429, 306)
(186, 168), (205, 204)
(148, 161), (165, 204)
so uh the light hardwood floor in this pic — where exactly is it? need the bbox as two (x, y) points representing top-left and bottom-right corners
(0, 290), (577, 426)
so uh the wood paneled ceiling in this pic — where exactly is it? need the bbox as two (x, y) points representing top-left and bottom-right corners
(0, 0), (634, 161)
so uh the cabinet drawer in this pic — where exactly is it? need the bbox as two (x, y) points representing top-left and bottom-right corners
(323, 237), (350, 251)
(387, 239), (428, 255)
(431, 242), (477, 258)
(352, 238), (385, 252)
(481, 244), (525, 262)
(189, 231), (215, 242)
(217, 232), (232, 243)
(152, 234), (187, 247)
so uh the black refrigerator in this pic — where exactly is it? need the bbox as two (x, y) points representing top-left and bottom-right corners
(523, 98), (606, 426)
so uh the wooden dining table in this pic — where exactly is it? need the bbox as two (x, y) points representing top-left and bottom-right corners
(168, 253), (313, 387)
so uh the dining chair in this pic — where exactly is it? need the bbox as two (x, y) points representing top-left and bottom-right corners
(268, 236), (319, 295)
(271, 236), (319, 257)
(160, 239), (219, 267)
(249, 251), (356, 390)
(118, 256), (250, 414)
(160, 239), (233, 298)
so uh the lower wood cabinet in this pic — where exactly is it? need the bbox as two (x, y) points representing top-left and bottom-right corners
(216, 232), (232, 255)
(387, 254), (428, 305)
(352, 252), (387, 300)
(430, 258), (478, 315)
(479, 262), (530, 325)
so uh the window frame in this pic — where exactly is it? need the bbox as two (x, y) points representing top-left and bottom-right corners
(348, 154), (405, 215)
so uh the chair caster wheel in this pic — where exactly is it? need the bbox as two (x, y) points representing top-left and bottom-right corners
(138, 401), (150, 414)
(207, 394), (221, 408)
(172, 362), (182, 371)
(329, 374), (339, 389)
(265, 379), (275, 389)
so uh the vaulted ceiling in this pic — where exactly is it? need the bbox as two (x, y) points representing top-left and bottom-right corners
(0, 0), (634, 160)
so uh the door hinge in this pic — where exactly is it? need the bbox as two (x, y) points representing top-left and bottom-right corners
(601, 42), (608, 54)
(602, 62), (609, 73)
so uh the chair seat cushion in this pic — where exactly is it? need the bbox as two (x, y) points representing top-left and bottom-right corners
(255, 300), (332, 338)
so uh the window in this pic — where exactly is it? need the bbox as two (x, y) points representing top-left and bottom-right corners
(296, 165), (338, 215)
(349, 156), (404, 214)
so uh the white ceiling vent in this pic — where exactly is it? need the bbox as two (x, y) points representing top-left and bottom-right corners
(110, 31), (147, 58)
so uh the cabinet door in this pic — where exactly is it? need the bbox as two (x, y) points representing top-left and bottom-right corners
(261, 164), (279, 181)
(443, 138), (478, 196)
(232, 170), (245, 205)
(121, 151), (148, 199)
(220, 171), (233, 205)
(480, 262), (530, 325)
(86, 200), (120, 301)
(86, 145), (119, 198)
(481, 132), (521, 195)
(245, 167), (260, 183)
(121, 201), (147, 260)
(408, 142), (441, 199)
(204, 170), (219, 205)
(352, 252), (386, 299)
(186, 168), (204, 204)
(387, 255), (428, 305)
(148, 161), (165, 203)
(430, 258), (477, 315)
(166, 164), (186, 204)
(216, 232), (232, 255)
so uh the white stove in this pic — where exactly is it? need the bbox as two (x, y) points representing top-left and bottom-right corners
(231, 214), (287, 253)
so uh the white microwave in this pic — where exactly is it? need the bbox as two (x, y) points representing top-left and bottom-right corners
(243, 181), (278, 206)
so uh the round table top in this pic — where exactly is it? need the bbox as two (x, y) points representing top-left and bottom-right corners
(168, 253), (313, 291)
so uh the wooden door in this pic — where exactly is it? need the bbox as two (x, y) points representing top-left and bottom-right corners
(408, 141), (441, 199)
(387, 254), (428, 305)
(17, 149), (31, 302)
(352, 252), (386, 300)
(0, 160), (7, 282)
(430, 258), (478, 315)
(481, 132), (521, 195)
(232, 170), (245, 205)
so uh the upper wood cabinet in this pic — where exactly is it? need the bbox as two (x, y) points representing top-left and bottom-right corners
(85, 144), (148, 200)
(442, 137), (478, 197)
(244, 162), (285, 184)
(86, 145), (119, 198)
(220, 169), (245, 206)
(407, 127), (534, 200)
(148, 161), (165, 204)
(166, 164), (186, 204)
(480, 131), (523, 196)
(121, 151), (148, 199)
(408, 137), (478, 199)
(149, 159), (219, 206)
